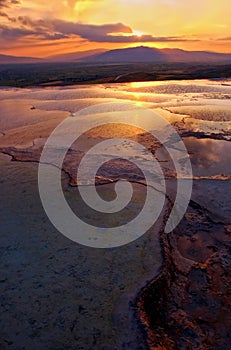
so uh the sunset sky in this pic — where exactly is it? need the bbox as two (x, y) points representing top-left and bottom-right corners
(0, 0), (230, 57)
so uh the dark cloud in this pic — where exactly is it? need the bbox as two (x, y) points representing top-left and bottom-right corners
(49, 20), (189, 42)
(16, 16), (132, 37)
(0, 16), (195, 43)
(0, 0), (8, 7)
(51, 20), (132, 41)
(0, 10), (8, 16)
(1, 17), (133, 41)
(0, 9), (16, 21)
(0, 25), (34, 38)
(0, 0), (20, 8)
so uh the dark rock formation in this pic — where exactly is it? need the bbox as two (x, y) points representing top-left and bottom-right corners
(137, 200), (231, 349)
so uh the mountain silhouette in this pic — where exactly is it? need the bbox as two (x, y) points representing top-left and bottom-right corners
(0, 46), (230, 64)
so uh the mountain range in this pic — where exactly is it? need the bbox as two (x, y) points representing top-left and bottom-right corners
(0, 54), (43, 64)
(0, 46), (231, 64)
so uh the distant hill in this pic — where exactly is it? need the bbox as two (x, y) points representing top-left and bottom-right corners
(86, 46), (166, 63)
(0, 46), (230, 65)
(0, 54), (42, 64)
(85, 46), (231, 63)
(45, 49), (106, 62)
(161, 48), (231, 63)
(0, 50), (106, 64)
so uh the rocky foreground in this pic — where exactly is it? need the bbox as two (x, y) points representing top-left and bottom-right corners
(0, 80), (230, 349)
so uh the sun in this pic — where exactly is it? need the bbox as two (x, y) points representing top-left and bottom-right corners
(133, 30), (143, 38)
